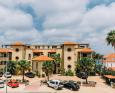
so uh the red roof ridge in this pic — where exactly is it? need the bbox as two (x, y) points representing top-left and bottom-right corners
(11, 41), (25, 46)
(63, 42), (78, 45)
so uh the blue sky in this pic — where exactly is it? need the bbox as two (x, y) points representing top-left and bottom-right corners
(0, 0), (115, 54)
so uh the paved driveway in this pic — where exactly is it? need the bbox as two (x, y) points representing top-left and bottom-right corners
(0, 75), (114, 93)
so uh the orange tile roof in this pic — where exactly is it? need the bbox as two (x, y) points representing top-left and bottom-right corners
(32, 55), (54, 61)
(102, 53), (115, 63)
(79, 48), (93, 53)
(63, 42), (78, 45)
(103, 53), (115, 58)
(0, 48), (13, 52)
(32, 49), (43, 53)
(48, 49), (56, 53)
(108, 67), (115, 71)
(104, 75), (115, 79)
(11, 42), (25, 46)
(102, 60), (115, 63)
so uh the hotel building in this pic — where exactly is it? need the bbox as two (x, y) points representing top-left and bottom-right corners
(0, 41), (93, 75)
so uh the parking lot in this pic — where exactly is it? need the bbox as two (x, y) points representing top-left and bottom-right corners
(0, 75), (114, 93)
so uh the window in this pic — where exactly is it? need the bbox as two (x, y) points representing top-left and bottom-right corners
(15, 48), (19, 52)
(35, 46), (37, 49)
(28, 54), (31, 60)
(57, 63), (60, 67)
(83, 53), (87, 57)
(67, 56), (71, 60)
(80, 46), (85, 48)
(103, 58), (106, 60)
(4, 53), (7, 57)
(56, 82), (58, 84)
(15, 56), (19, 60)
(67, 65), (71, 69)
(67, 48), (72, 52)
(50, 81), (55, 84)
(27, 46), (30, 48)
(48, 46), (50, 49)
(52, 46), (57, 48)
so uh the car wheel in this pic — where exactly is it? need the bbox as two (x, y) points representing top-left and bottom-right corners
(70, 88), (73, 91)
(47, 84), (49, 87)
(54, 86), (58, 90)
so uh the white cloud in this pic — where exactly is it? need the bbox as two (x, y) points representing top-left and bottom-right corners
(0, 0), (115, 54)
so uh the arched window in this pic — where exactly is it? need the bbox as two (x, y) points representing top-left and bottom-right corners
(28, 54), (31, 60)
(15, 48), (19, 52)
(67, 48), (72, 52)
(67, 65), (71, 69)
(67, 56), (72, 60)
(15, 56), (19, 60)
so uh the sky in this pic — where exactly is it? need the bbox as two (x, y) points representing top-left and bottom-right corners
(0, 0), (115, 54)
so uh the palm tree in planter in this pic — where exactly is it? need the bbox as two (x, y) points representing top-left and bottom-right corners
(106, 30), (115, 51)
(42, 61), (53, 80)
(18, 60), (31, 82)
(77, 57), (95, 84)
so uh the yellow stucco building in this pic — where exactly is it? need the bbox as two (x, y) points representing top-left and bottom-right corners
(0, 41), (93, 75)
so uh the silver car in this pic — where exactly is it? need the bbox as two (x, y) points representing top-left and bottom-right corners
(47, 80), (63, 90)
(4, 72), (12, 78)
(0, 80), (4, 88)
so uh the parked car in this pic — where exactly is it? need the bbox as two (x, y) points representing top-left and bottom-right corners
(7, 79), (19, 88)
(47, 80), (63, 90)
(0, 72), (3, 77)
(63, 80), (80, 91)
(4, 72), (12, 78)
(25, 72), (35, 78)
(0, 79), (4, 88)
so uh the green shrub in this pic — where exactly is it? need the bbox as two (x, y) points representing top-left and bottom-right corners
(60, 68), (65, 75)
(111, 71), (115, 76)
(65, 69), (74, 76)
(89, 71), (96, 76)
(35, 71), (41, 77)
(42, 74), (45, 77)
(101, 70), (112, 75)
(96, 69), (101, 75)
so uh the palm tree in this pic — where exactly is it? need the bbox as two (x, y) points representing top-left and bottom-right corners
(50, 53), (62, 73)
(42, 61), (53, 80)
(18, 60), (31, 82)
(77, 57), (95, 83)
(7, 61), (16, 75)
(92, 52), (103, 60)
(106, 30), (115, 51)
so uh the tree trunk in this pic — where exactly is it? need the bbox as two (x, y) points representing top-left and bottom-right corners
(47, 73), (49, 81)
(22, 69), (25, 82)
(86, 78), (88, 84)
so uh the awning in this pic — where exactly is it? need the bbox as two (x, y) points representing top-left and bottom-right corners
(79, 48), (93, 53)
(0, 48), (13, 53)
(32, 55), (54, 62)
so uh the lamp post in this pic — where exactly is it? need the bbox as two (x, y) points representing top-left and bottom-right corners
(5, 51), (8, 93)
(5, 56), (8, 93)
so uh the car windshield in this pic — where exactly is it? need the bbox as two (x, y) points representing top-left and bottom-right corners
(5, 72), (10, 75)
(0, 81), (4, 84)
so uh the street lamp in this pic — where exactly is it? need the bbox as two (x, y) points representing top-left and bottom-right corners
(5, 51), (8, 93)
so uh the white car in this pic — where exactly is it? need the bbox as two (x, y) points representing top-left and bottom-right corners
(0, 80), (4, 88)
(4, 72), (12, 78)
(47, 80), (63, 90)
